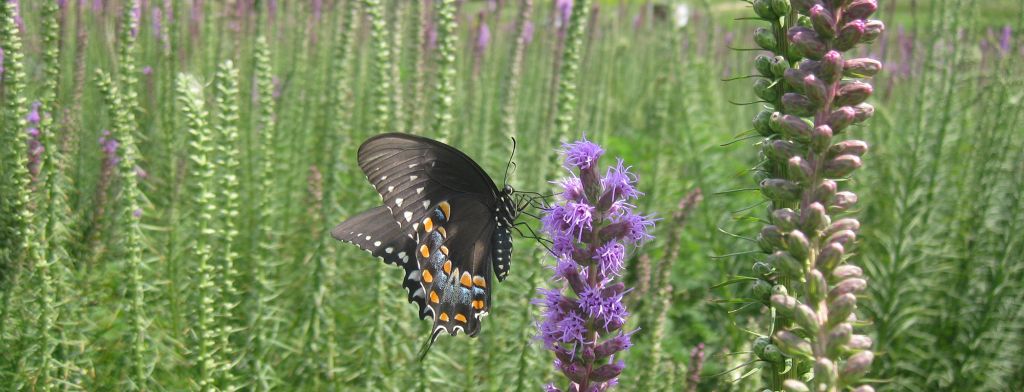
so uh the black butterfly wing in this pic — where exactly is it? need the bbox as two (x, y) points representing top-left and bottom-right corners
(331, 206), (430, 318)
(415, 196), (497, 345)
(357, 133), (500, 233)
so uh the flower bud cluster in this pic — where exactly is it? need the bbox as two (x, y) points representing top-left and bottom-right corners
(744, 1), (882, 391)
(537, 138), (654, 392)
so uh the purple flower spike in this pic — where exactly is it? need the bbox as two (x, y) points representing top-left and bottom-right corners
(476, 21), (491, 52)
(537, 137), (653, 391)
(556, 0), (573, 29)
(522, 21), (535, 45)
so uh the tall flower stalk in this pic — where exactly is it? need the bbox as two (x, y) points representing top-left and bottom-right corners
(739, 0), (883, 391)
(536, 138), (654, 392)
(431, 0), (458, 142)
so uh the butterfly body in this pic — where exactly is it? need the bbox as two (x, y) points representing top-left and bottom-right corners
(332, 133), (518, 344)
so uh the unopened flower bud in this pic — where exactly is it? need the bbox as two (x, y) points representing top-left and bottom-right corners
(807, 269), (828, 302)
(771, 208), (800, 231)
(755, 55), (774, 77)
(831, 265), (863, 281)
(753, 261), (773, 276)
(787, 229), (811, 261)
(788, 26), (827, 59)
(826, 229), (857, 248)
(786, 156), (811, 182)
(835, 81), (873, 107)
(818, 242), (845, 272)
(753, 279), (773, 300)
(775, 330), (813, 358)
(825, 218), (861, 237)
(841, 351), (874, 382)
(590, 361), (625, 382)
(848, 334), (873, 350)
(771, 294), (800, 316)
(796, 14), (813, 28)
(828, 140), (868, 158)
(829, 278), (867, 300)
(760, 178), (803, 202)
(812, 179), (838, 204)
(581, 346), (596, 361)
(755, 27), (778, 50)
(828, 106), (857, 133)
(593, 334), (631, 358)
(803, 74), (828, 105)
(809, 5), (836, 38)
(843, 57), (883, 78)
(770, 55), (790, 77)
(828, 294), (857, 328)
(766, 140), (801, 163)
(801, 202), (829, 233)
(852, 103), (874, 123)
(784, 68), (808, 92)
(761, 344), (785, 363)
(759, 225), (787, 251)
(773, 113), (813, 141)
(771, 0), (791, 15)
(754, 78), (779, 102)
(822, 324), (851, 356)
(825, 154), (863, 178)
(835, 20), (866, 51)
(560, 360), (588, 384)
(862, 20), (885, 42)
(754, 109), (775, 136)
(783, 380), (810, 392)
(820, 50), (844, 83)
(772, 284), (789, 296)
(832, 191), (858, 211)
(753, 0), (778, 19)
(782, 93), (817, 117)
(815, 357), (838, 386)
(768, 251), (803, 277)
(794, 303), (819, 332)
(845, 0), (879, 20)
(812, 124), (834, 153)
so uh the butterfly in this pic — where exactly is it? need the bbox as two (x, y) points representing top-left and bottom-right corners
(331, 133), (523, 352)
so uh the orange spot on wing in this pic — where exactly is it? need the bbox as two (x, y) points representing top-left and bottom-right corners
(429, 291), (440, 304)
(419, 244), (430, 258)
(472, 300), (485, 310)
(473, 276), (486, 288)
(460, 272), (472, 287)
(454, 313), (467, 323)
(439, 312), (450, 322)
(423, 217), (433, 232)
(437, 227), (447, 238)
(422, 270), (433, 283)
(443, 260), (452, 274)
(438, 201), (451, 219)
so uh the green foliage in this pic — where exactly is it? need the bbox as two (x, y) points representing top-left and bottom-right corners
(0, 1), (1020, 391)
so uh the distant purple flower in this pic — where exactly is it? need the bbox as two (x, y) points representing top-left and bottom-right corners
(536, 137), (652, 391)
(556, 0), (573, 29)
(476, 20), (491, 53)
(99, 130), (121, 167)
(1000, 25), (1012, 53)
(132, 208), (143, 218)
(26, 101), (44, 179)
(522, 20), (535, 45)
(134, 165), (148, 179)
(142, 66), (153, 75)
(152, 7), (163, 38)
(426, 20), (438, 51)
(131, 3), (142, 37)
(92, 0), (102, 14)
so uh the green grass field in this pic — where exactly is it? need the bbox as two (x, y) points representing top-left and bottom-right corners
(1, 0), (1022, 391)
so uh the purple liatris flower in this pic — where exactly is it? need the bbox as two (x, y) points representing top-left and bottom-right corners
(556, 0), (573, 29)
(535, 138), (653, 392)
(522, 21), (535, 45)
(475, 20), (491, 53)
(26, 101), (44, 179)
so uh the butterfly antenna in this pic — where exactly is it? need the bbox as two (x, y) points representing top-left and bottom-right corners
(503, 137), (517, 188)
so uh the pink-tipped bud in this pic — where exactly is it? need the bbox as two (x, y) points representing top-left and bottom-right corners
(788, 156), (814, 182)
(560, 360), (588, 384)
(829, 278), (867, 300)
(852, 103), (875, 123)
(826, 229), (857, 248)
(828, 140), (869, 158)
(816, 357), (838, 385)
(825, 218), (861, 237)
(827, 323), (853, 354)
(769, 251), (803, 277)
(820, 50), (844, 83)
(818, 242), (845, 272)
(787, 229), (811, 261)
(803, 74), (828, 105)
(775, 330), (813, 358)
(835, 20), (866, 51)
(848, 334), (873, 350)
(825, 154), (863, 178)
(828, 106), (857, 133)
(828, 295), (857, 328)
(772, 208), (800, 231)
(809, 5), (836, 38)
(841, 351), (874, 382)
(782, 93), (817, 117)
(784, 68), (809, 93)
(831, 265), (863, 281)
(812, 124), (834, 153)
(771, 293), (800, 316)
(795, 303), (819, 332)
(590, 361), (625, 382)
(845, 0), (879, 20)
(788, 26), (827, 59)
(807, 268), (828, 303)
(813, 179), (838, 204)
(843, 57), (883, 78)
(767, 139), (801, 162)
(835, 81), (873, 107)
(773, 113), (814, 141)
(862, 19), (885, 42)
(759, 225), (787, 251)
(832, 191), (859, 211)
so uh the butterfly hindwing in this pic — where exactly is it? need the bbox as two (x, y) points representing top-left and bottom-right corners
(416, 197), (496, 343)
(331, 206), (430, 318)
